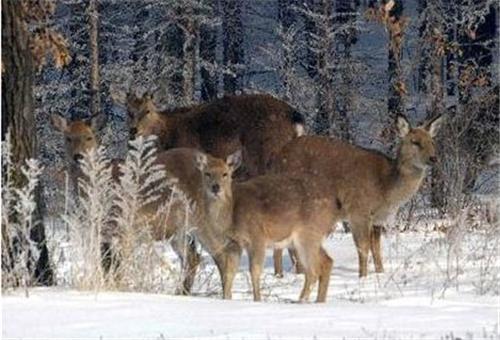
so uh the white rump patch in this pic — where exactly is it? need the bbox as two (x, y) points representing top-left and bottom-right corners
(294, 123), (305, 137)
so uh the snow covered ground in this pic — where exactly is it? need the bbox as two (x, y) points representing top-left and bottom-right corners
(2, 232), (499, 339)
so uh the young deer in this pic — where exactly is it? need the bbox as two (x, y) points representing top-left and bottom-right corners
(194, 155), (340, 303)
(132, 148), (244, 295)
(272, 115), (444, 278)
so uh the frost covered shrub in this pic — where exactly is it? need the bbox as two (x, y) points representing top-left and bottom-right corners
(378, 198), (499, 299)
(1, 134), (44, 295)
(111, 136), (182, 292)
(53, 135), (193, 293)
(62, 146), (114, 291)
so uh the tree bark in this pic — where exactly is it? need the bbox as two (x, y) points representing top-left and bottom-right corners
(223, 0), (244, 94)
(200, 26), (217, 101)
(333, 0), (357, 142)
(183, 7), (197, 104)
(89, 0), (100, 118)
(314, 0), (334, 136)
(386, 0), (404, 148)
(200, 0), (218, 101)
(1, 0), (53, 285)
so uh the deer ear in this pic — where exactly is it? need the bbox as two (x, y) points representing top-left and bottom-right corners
(396, 115), (410, 137)
(50, 114), (68, 133)
(426, 115), (444, 138)
(195, 152), (208, 171)
(226, 149), (242, 172)
(89, 113), (107, 132)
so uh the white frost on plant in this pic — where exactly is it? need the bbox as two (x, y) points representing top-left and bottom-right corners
(1, 132), (44, 295)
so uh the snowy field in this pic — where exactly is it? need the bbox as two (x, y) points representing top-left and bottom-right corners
(2, 232), (499, 339)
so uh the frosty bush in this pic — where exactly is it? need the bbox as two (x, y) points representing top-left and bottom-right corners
(46, 135), (195, 293)
(2, 134), (44, 295)
(62, 145), (114, 291)
(111, 135), (182, 292)
(378, 197), (499, 299)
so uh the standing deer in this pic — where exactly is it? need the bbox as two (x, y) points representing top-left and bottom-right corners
(123, 92), (305, 276)
(50, 115), (202, 294)
(272, 115), (444, 277)
(125, 92), (305, 179)
(126, 147), (243, 295)
(193, 153), (340, 302)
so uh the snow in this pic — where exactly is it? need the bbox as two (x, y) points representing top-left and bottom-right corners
(2, 232), (499, 339)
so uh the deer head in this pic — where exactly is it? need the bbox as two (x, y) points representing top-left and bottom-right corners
(125, 92), (160, 138)
(50, 113), (106, 164)
(396, 114), (444, 170)
(195, 150), (242, 202)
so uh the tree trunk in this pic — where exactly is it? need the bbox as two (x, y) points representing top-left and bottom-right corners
(89, 0), (100, 118)
(1, 0), (53, 285)
(314, 0), (334, 136)
(170, 27), (185, 103)
(386, 0), (405, 148)
(200, 0), (218, 101)
(183, 11), (197, 104)
(277, 0), (297, 103)
(333, 0), (358, 142)
(223, 0), (244, 94)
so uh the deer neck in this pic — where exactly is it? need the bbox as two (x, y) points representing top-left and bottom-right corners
(196, 191), (234, 259)
(67, 161), (83, 197)
(158, 115), (176, 147)
(386, 150), (426, 209)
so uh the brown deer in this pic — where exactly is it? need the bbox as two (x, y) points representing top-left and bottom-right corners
(129, 147), (244, 295)
(50, 114), (103, 169)
(193, 154), (340, 303)
(125, 92), (305, 180)
(124, 92), (305, 276)
(271, 115), (444, 278)
(50, 114), (203, 294)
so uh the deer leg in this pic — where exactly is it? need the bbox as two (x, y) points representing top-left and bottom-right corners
(289, 248), (304, 274)
(370, 225), (384, 273)
(295, 238), (319, 302)
(249, 243), (266, 302)
(101, 236), (123, 284)
(351, 220), (371, 278)
(273, 249), (284, 278)
(171, 234), (201, 295)
(316, 247), (333, 303)
(273, 248), (303, 277)
(100, 241), (114, 276)
(222, 241), (242, 300)
(182, 237), (202, 294)
(299, 268), (318, 303)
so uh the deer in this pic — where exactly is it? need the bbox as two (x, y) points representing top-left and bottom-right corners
(271, 114), (444, 278)
(122, 91), (306, 277)
(50, 114), (203, 294)
(123, 147), (246, 295)
(124, 92), (305, 179)
(193, 152), (340, 303)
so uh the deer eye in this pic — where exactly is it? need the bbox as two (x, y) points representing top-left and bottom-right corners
(204, 172), (211, 178)
(86, 136), (93, 141)
(412, 140), (422, 148)
(223, 173), (228, 178)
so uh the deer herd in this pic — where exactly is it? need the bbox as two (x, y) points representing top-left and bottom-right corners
(50, 92), (444, 303)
